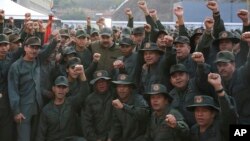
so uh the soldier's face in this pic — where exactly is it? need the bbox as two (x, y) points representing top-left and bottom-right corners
(95, 79), (109, 94)
(157, 34), (167, 48)
(100, 35), (113, 48)
(216, 62), (235, 80)
(10, 41), (21, 52)
(120, 44), (133, 56)
(60, 36), (69, 44)
(67, 65), (79, 79)
(0, 43), (10, 58)
(132, 33), (144, 44)
(76, 36), (87, 47)
(170, 72), (189, 90)
(175, 43), (190, 60)
(143, 51), (161, 65)
(24, 45), (39, 60)
(150, 94), (168, 112)
(52, 85), (69, 99)
(90, 33), (100, 42)
(116, 84), (132, 101)
(194, 107), (216, 128)
(219, 39), (233, 52)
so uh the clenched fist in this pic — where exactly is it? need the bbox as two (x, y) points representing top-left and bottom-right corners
(242, 32), (250, 43)
(237, 9), (249, 25)
(165, 114), (177, 128)
(93, 53), (101, 62)
(206, 0), (219, 13)
(113, 60), (124, 69)
(192, 52), (205, 64)
(204, 17), (214, 30)
(112, 99), (124, 109)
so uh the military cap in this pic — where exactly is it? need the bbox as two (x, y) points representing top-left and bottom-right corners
(139, 42), (164, 54)
(0, 34), (10, 44)
(144, 84), (173, 102)
(121, 27), (131, 38)
(100, 27), (113, 37)
(212, 31), (240, 46)
(90, 28), (99, 35)
(76, 29), (87, 38)
(190, 27), (204, 41)
(3, 28), (13, 35)
(54, 76), (69, 86)
(170, 64), (188, 75)
(112, 74), (135, 87)
(214, 51), (235, 63)
(8, 33), (21, 43)
(132, 26), (144, 35)
(119, 37), (134, 46)
(59, 28), (70, 37)
(24, 36), (41, 47)
(90, 70), (111, 85)
(173, 36), (190, 45)
(186, 95), (220, 111)
(66, 57), (81, 68)
(62, 46), (76, 56)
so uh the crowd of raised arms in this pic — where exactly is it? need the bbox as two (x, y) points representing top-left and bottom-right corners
(0, 0), (250, 141)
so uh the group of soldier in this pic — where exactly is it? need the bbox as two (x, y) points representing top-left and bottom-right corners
(1, 0), (250, 141)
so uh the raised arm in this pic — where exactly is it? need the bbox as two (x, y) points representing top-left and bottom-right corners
(174, 6), (189, 38)
(0, 9), (4, 34)
(206, 0), (225, 38)
(125, 8), (134, 28)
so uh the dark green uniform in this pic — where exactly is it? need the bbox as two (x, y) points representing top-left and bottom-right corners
(110, 93), (150, 141)
(170, 63), (213, 127)
(145, 107), (189, 141)
(187, 94), (238, 141)
(8, 38), (57, 141)
(36, 78), (89, 141)
(82, 91), (113, 141)
(0, 34), (23, 141)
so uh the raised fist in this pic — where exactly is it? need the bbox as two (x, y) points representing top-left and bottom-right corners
(113, 60), (124, 69)
(206, 0), (219, 13)
(237, 9), (249, 24)
(149, 9), (158, 21)
(242, 32), (250, 43)
(174, 6), (184, 18)
(192, 52), (205, 64)
(125, 8), (133, 18)
(144, 24), (151, 33)
(93, 53), (101, 62)
(207, 73), (222, 89)
(0, 9), (5, 21)
(204, 17), (214, 30)
(138, 0), (148, 13)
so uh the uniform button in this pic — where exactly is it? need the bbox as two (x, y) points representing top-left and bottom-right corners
(0, 93), (2, 98)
